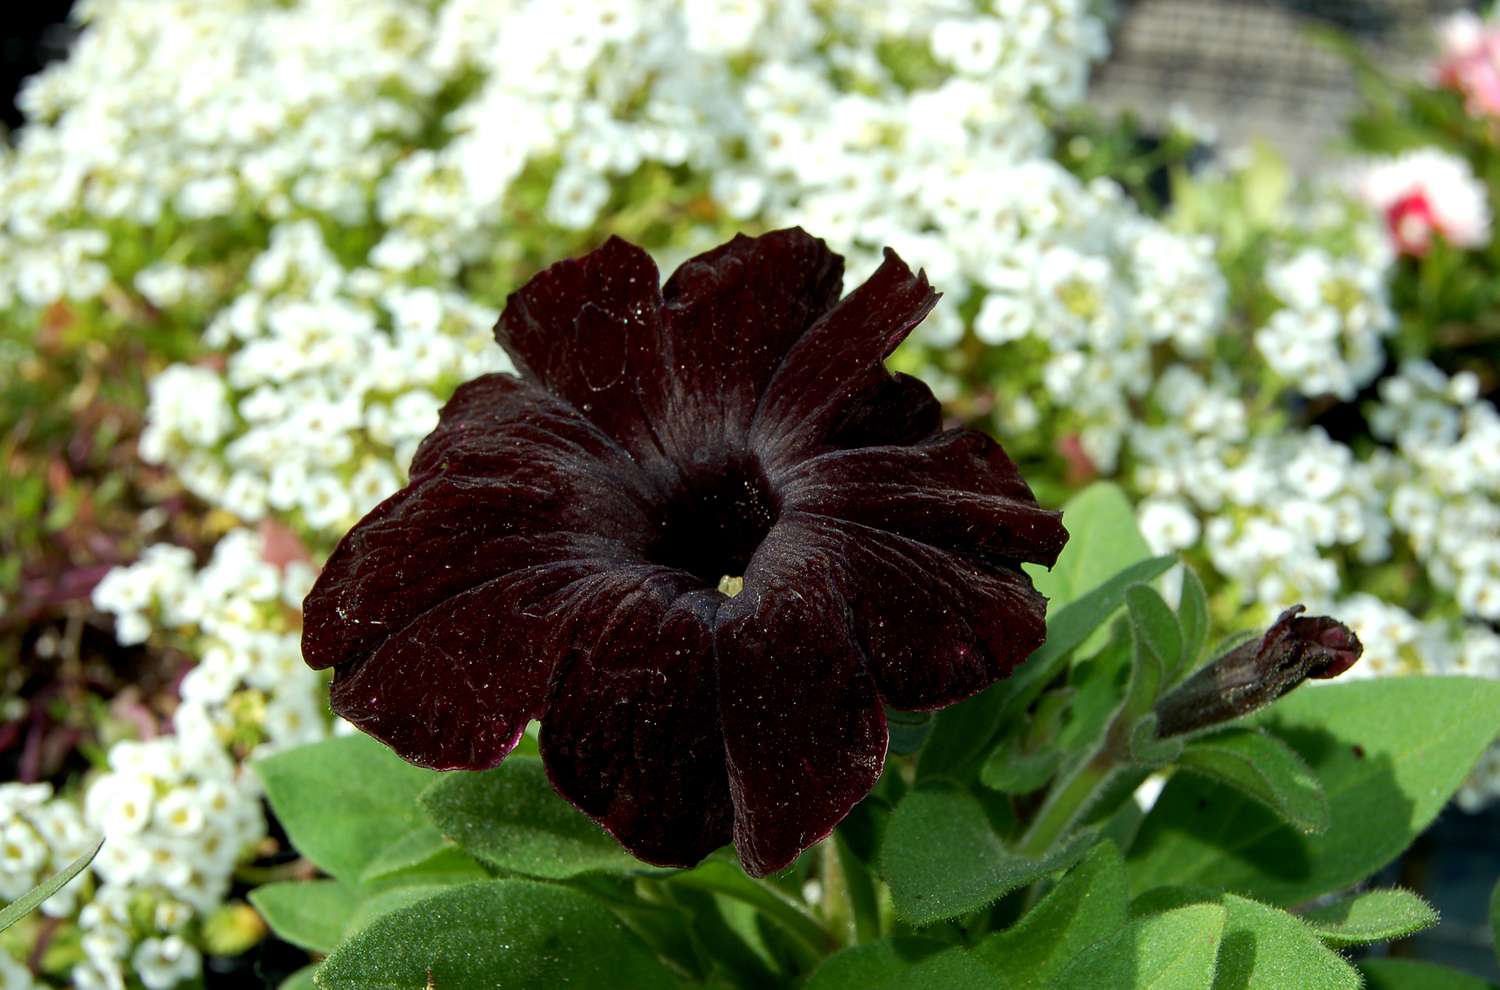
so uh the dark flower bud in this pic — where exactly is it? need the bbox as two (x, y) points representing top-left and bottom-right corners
(1153, 606), (1363, 738)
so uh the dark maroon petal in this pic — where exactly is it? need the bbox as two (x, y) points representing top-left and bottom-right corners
(751, 248), (939, 465)
(304, 374), (653, 676)
(652, 229), (844, 449)
(779, 515), (1048, 710)
(775, 430), (1067, 568)
(329, 557), (606, 770)
(540, 575), (732, 868)
(494, 238), (669, 460)
(828, 372), (944, 449)
(715, 528), (888, 876)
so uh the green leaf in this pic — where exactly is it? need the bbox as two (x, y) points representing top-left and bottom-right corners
(1492, 876), (1499, 964)
(980, 746), (1063, 794)
(1127, 584), (1183, 685)
(919, 554), (1175, 781)
(880, 784), (1089, 925)
(973, 841), (1129, 987)
(316, 880), (685, 990)
(1302, 889), (1439, 948)
(256, 735), (437, 883)
(250, 880), (356, 954)
(1359, 959), (1499, 990)
(344, 883), (464, 936)
(418, 756), (646, 878)
(1052, 903), (1226, 989)
(1127, 678), (1500, 905)
(805, 940), (992, 990)
(1214, 894), (1360, 990)
(1133, 888), (1359, 989)
(1175, 728), (1328, 834)
(280, 966), (319, 990)
(1177, 567), (1210, 673)
(0, 835), (102, 933)
(357, 825), (453, 884)
(669, 857), (830, 956)
(1028, 482), (1153, 611)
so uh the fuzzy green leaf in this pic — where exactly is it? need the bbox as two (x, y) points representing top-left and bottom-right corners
(1214, 894), (1359, 989)
(1491, 876), (1500, 964)
(1177, 567), (1210, 674)
(881, 785), (1089, 925)
(0, 836), (102, 934)
(1128, 678), (1500, 905)
(670, 858), (830, 956)
(1359, 959), (1499, 990)
(280, 967), (319, 990)
(804, 941), (995, 990)
(1176, 728), (1328, 834)
(1133, 888), (1359, 990)
(250, 880), (356, 954)
(973, 841), (1129, 987)
(256, 735), (437, 883)
(418, 756), (646, 878)
(1303, 889), (1439, 948)
(316, 880), (685, 990)
(1127, 584), (1183, 684)
(357, 825), (454, 884)
(1052, 903), (1226, 989)
(980, 745), (1063, 794)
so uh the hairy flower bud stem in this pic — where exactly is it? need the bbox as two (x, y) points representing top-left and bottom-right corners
(1153, 606), (1363, 739)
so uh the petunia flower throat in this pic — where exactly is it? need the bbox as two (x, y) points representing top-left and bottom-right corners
(302, 228), (1068, 876)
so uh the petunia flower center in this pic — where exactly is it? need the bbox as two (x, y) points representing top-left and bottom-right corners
(649, 456), (780, 592)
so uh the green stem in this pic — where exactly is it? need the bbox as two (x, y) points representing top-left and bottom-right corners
(820, 841), (854, 947)
(1017, 749), (1116, 860)
(834, 835), (882, 946)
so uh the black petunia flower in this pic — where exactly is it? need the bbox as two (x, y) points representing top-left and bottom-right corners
(302, 228), (1068, 876)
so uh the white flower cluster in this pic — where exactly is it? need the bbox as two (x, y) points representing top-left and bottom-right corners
(54, 529), (330, 988)
(92, 529), (326, 758)
(1373, 362), (1500, 623)
(0, 784), (93, 916)
(140, 220), (507, 536)
(1255, 244), (1396, 401)
(79, 740), (249, 989)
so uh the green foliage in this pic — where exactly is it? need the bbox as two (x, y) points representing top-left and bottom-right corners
(1126, 584), (1184, 685)
(1303, 889), (1439, 948)
(1176, 567), (1210, 674)
(921, 550), (1174, 784)
(243, 492), (1500, 990)
(1175, 728), (1328, 834)
(1493, 876), (1500, 965)
(1132, 888), (1360, 989)
(804, 941), (994, 990)
(0, 836), (101, 933)
(1360, 959), (1500, 990)
(316, 880), (687, 990)
(880, 784), (1089, 924)
(973, 841), (1129, 987)
(255, 735), (440, 884)
(280, 967), (319, 990)
(1128, 677), (1500, 905)
(418, 756), (648, 879)
(1051, 903), (1226, 989)
(250, 881), (355, 954)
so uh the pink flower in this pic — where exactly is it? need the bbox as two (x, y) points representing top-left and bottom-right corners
(1354, 149), (1492, 256)
(1434, 11), (1500, 118)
